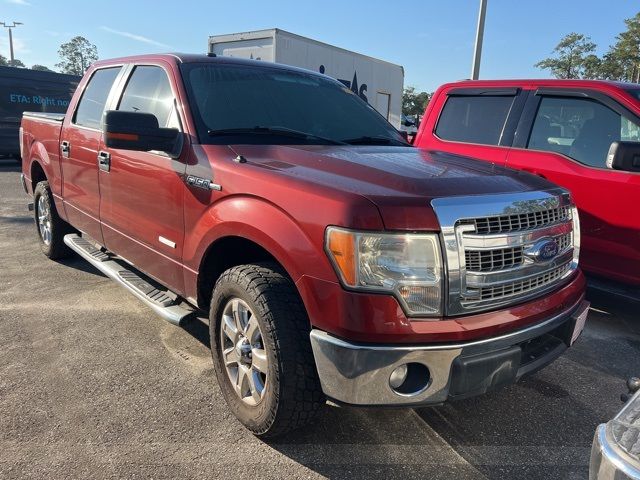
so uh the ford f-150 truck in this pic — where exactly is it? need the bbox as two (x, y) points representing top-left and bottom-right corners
(20, 54), (589, 438)
(414, 79), (640, 287)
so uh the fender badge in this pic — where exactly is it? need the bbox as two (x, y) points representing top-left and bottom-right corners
(185, 175), (221, 191)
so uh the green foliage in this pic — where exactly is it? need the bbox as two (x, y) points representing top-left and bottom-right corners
(402, 86), (431, 116)
(534, 33), (596, 79)
(0, 55), (26, 68)
(608, 12), (640, 82)
(536, 12), (640, 82)
(31, 64), (53, 72)
(55, 36), (98, 75)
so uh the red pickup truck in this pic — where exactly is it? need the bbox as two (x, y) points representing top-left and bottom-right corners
(20, 54), (588, 437)
(414, 79), (640, 287)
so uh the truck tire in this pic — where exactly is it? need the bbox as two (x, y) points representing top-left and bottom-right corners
(33, 181), (73, 259)
(209, 262), (324, 438)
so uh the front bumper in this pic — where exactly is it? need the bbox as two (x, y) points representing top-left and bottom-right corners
(590, 390), (640, 480)
(310, 298), (590, 406)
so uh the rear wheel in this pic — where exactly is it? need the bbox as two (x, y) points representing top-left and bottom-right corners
(209, 262), (324, 438)
(33, 181), (73, 259)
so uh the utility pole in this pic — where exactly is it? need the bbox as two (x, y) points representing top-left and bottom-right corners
(471, 0), (487, 80)
(0, 22), (23, 63)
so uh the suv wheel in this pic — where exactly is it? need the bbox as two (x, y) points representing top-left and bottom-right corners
(209, 262), (324, 438)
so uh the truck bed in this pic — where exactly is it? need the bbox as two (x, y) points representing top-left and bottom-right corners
(23, 112), (66, 123)
(20, 112), (65, 199)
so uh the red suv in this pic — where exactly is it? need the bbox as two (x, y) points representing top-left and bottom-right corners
(415, 80), (640, 286)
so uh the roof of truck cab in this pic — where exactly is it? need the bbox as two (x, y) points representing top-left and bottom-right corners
(440, 78), (640, 91)
(91, 53), (326, 73)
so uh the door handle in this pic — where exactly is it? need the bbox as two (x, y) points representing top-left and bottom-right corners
(98, 150), (111, 172)
(61, 140), (70, 158)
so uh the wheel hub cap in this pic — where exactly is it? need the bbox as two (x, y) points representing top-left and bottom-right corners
(37, 195), (52, 246)
(236, 339), (252, 365)
(220, 298), (268, 406)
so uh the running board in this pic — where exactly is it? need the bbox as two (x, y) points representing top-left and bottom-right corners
(63, 234), (194, 325)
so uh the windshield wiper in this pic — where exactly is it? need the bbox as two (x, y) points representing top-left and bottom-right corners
(341, 135), (408, 146)
(207, 126), (346, 145)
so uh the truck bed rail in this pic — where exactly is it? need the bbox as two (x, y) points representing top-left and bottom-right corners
(23, 112), (65, 122)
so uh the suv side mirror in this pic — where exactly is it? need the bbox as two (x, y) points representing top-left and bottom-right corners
(103, 110), (180, 157)
(606, 141), (640, 172)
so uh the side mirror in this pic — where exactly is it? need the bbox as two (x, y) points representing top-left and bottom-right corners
(103, 110), (180, 157)
(399, 130), (409, 142)
(606, 141), (640, 172)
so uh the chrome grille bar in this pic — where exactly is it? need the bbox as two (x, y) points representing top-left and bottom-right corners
(432, 189), (579, 316)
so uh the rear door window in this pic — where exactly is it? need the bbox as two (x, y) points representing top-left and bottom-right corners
(527, 96), (640, 168)
(435, 94), (515, 145)
(73, 67), (121, 130)
(117, 66), (176, 128)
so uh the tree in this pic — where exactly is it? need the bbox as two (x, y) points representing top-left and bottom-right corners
(8, 59), (25, 68)
(402, 86), (430, 117)
(56, 36), (98, 75)
(31, 64), (54, 72)
(582, 54), (602, 79)
(535, 33), (596, 79)
(607, 12), (640, 82)
(0, 54), (7, 66)
(595, 51), (625, 80)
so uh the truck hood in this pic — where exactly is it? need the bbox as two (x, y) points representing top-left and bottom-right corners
(229, 145), (555, 230)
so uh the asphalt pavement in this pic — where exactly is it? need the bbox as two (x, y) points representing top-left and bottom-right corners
(1, 158), (638, 479)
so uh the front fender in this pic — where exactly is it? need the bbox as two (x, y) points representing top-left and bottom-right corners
(183, 194), (337, 300)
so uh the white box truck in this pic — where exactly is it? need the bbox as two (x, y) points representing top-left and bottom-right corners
(208, 29), (404, 128)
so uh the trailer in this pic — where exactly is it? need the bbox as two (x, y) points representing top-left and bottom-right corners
(0, 66), (79, 158)
(208, 29), (404, 128)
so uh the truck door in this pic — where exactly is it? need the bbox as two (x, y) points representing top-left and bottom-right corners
(98, 64), (187, 294)
(60, 66), (123, 242)
(507, 90), (640, 285)
(416, 87), (526, 165)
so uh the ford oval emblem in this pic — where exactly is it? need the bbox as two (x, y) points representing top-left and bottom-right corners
(538, 240), (559, 261)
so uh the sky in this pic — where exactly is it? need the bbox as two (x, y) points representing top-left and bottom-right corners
(1, 0), (638, 92)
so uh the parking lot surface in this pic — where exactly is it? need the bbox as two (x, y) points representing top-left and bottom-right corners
(1, 159), (638, 479)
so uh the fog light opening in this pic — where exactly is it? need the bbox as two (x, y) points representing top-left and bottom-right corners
(389, 363), (431, 396)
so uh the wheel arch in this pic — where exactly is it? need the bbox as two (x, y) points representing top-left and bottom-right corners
(197, 235), (287, 311)
(188, 196), (335, 318)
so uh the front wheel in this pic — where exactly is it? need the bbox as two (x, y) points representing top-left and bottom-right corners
(209, 263), (324, 438)
(33, 181), (73, 259)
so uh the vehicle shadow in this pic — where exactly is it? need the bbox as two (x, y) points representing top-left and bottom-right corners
(56, 255), (107, 278)
(264, 404), (486, 479)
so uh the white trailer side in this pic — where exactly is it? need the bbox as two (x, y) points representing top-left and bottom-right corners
(208, 29), (404, 128)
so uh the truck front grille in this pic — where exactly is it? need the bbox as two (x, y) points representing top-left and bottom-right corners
(465, 246), (524, 272)
(464, 263), (572, 303)
(432, 190), (579, 315)
(464, 233), (572, 273)
(473, 206), (570, 234)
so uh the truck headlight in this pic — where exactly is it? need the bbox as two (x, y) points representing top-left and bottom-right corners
(325, 227), (443, 316)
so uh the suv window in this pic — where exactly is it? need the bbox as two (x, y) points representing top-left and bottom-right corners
(73, 67), (121, 130)
(117, 66), (175, 128)
(527, 96), (640, 168)
(435, 95), (515, 145)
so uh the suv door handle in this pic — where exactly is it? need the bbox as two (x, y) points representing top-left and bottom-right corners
(61, 141), (70, 158)
(98, 150), (111, 172)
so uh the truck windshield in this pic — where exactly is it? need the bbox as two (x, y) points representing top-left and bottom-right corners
(180, 63), (407, 146)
